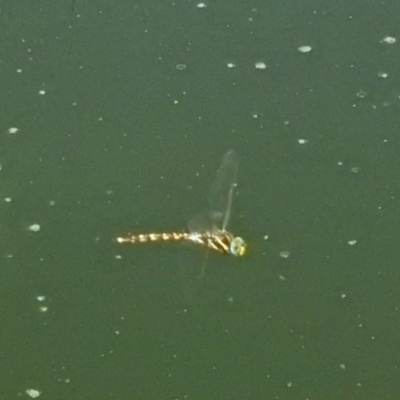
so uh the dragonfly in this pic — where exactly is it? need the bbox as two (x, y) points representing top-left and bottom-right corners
(116, 150), (247, 257)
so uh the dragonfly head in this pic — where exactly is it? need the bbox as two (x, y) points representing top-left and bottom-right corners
(230, 236), (247, 256)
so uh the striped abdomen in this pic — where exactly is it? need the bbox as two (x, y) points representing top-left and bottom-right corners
(116, 232), (190, 244)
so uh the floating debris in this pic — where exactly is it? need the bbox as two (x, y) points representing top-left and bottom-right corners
(298, 45), (312, 53)
(7, 127), (19, 134)
(298, 139), (309, 144)
(28, 224), (41, 232)
(381, 36), (396, 44)
(26, 389), (41, 398)
(254, 62), (267, 70)
(279, 250), (290, 258)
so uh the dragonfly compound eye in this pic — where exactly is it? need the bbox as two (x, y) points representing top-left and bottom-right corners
(230, 237), (247, 256)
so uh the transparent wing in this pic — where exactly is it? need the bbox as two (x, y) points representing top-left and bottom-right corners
(188, 150), (239, 233)
(208, 149), (239, 231)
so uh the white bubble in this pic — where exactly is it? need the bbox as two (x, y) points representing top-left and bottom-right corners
(39, 90), (46, 95)
(356, 89), (367, 99)
(348, 240), (357, 246)
(227, 63), (236, 68)
(298, 139), (308, 144)
(279, 251), (290, 258)
(196, 2), (207, 8)
(298, 45), (312, 53)
(28, 224), (41, 232)
(26, 389), (41, 398)
(254, 62), (267, 70)
(7, 127), (19, 134)
(176, 64), (187, 70)
(382, 36), (396, 44)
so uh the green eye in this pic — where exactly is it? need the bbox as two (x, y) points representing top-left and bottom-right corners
(230, 237), (247, 256)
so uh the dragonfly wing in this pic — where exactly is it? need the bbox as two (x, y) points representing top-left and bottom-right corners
(208, 150), (239, 231)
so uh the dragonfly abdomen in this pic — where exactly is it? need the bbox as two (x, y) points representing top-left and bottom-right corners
(116, 232), (189, 244)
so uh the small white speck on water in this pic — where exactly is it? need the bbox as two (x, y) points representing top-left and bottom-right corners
(39, 90), (46, 95)
(28, 224), (41, 232)
(227, 63), (236, 68)
(339, 364), (346, 370)
(381, 36), (396, 44)
(37, 296), (46, 302)
(38, 306), (48, 313)
(196, 2), (207, 8)
(348, 240), (357, 246)
(4, 197), (12, 203)
(298, 45), (312, 53)
(279, 251), (290, 258)
(7, 127), (19, 134)
(176, 64), (187, 70)
(356, 89), (367, 99)
(263, 235), (269, 240)
(378, 71), (389, 79)
(26, 388), (41, 398)
(298, 139), (308, 144)
(255, 62), (267, 69)
(341, 293), (347, 299)
(350, 167), (359, 173)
